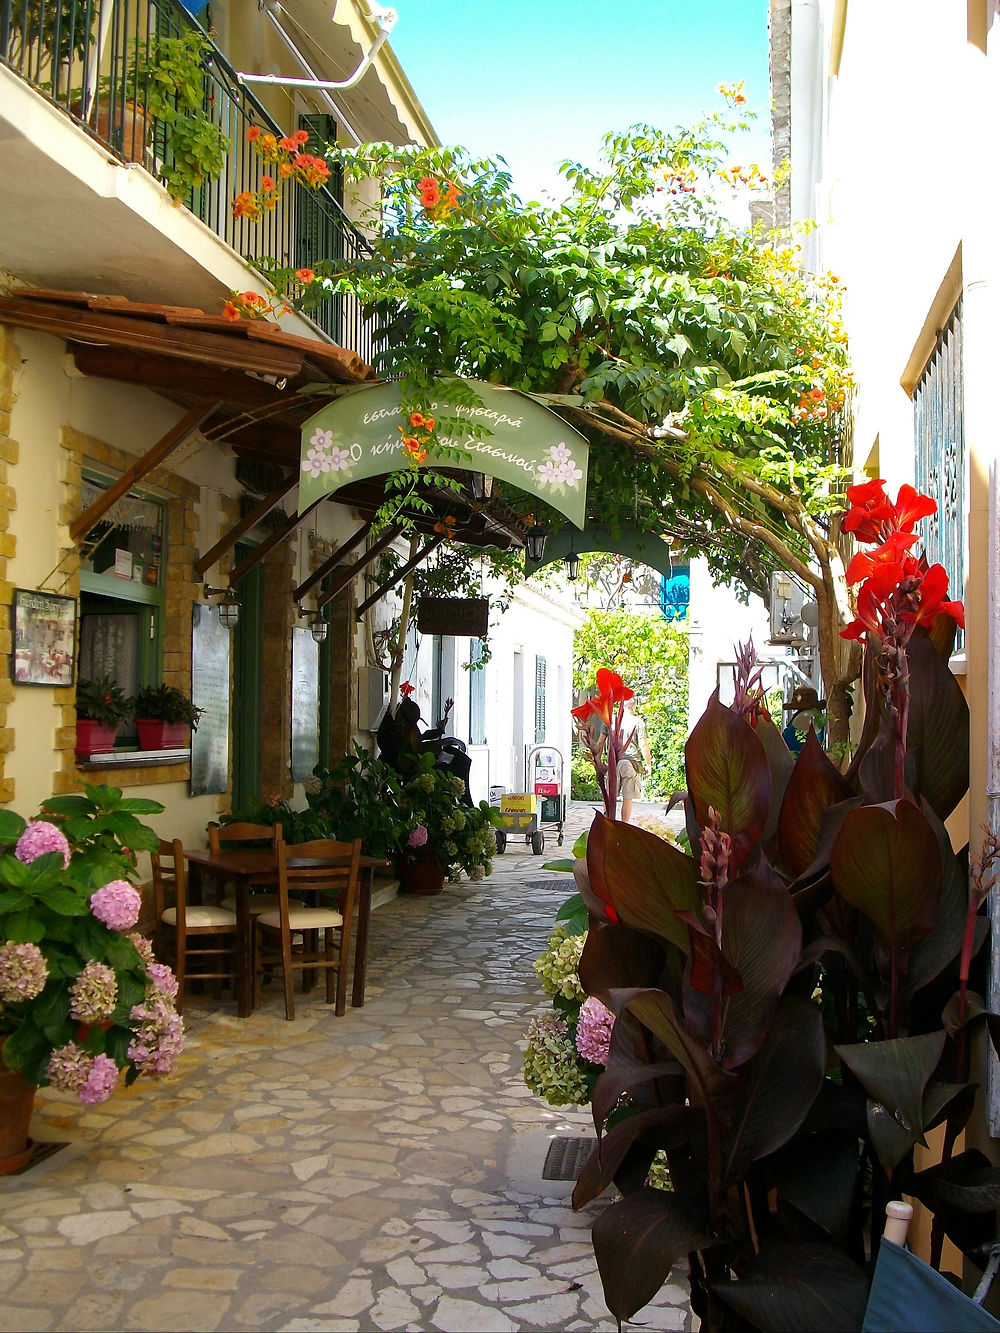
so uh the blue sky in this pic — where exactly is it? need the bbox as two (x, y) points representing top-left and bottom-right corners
(388, 0), (772, 200)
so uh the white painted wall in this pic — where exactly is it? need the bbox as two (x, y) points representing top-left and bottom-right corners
(387, 576), (581, 806)
(687, 558), (771, 730)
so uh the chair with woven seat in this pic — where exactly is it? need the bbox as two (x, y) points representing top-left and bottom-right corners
(151, 838), (238, 1012)
(209, 821), (284, 917)
(254, 837), (361, 1021)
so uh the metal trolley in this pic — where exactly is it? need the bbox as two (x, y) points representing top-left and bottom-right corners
(495, 745), (566, 855)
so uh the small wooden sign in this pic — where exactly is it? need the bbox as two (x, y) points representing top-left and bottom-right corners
(416, 596), (489, 637)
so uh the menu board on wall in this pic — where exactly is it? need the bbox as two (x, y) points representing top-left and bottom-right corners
(291, 628), (319, 783)
(190, 603), (230, 796)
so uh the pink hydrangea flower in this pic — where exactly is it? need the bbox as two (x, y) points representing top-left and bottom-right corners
(575, 996), (616, 1066)
(68, 961), (118, 1023)
(0, 941), (48, 1002)
(15, 820), (70, 868)
(78, 1052), (120, 1105)
(127, 996), (184, 1076)
(407, 824), (428, 848)
(90, 879), (141, 932)
(127, 932), (155, 967)
(46, 1042), (89, 1093)
(146, 962), (179, 1001)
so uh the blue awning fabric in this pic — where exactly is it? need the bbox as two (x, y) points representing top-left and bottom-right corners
(862, 1240), (1000, 1333)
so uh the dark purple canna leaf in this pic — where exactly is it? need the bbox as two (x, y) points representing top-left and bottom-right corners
(626, 989), (740, 1115)
(771, 1131), (862, 1243)
(587, 814), (701, 951)
(778, 729), (853, 876)
(830, 800), (942, 957)
(685, 691), (770, 871)
(719, 996), (825, 1187)
(904, 628), (969, 821)
(913, 1148), (1000, 1215)
(711, 1240), (869, 1333)
(684, 859), (803, 1070)
(578, 920), (667, 997)
(572, 1104), (689, 1209)
(593, 1190), (713, 1323)
(904, 800), (967, 997)
(836, 1030), (945, 1171)
(755, 711), (796, 845)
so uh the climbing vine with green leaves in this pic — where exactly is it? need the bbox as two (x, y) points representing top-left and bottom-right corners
(241, 91), (858, 745)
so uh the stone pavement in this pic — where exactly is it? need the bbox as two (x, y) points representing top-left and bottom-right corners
(0, 801), (692, 1333)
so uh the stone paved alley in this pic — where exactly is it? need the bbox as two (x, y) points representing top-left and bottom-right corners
(0, 802), (692, 1332)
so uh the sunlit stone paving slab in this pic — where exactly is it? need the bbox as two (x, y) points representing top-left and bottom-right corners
(0, 801), (690, 1333)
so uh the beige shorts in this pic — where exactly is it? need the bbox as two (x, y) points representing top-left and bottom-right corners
(618, 757), (643, 801)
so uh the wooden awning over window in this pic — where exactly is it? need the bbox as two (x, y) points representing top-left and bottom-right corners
(0, 288), (528, 554)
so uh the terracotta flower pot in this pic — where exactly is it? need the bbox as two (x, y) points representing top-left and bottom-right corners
(136, 719), (189, 750)
(0, 1038), (36, 1176)
(399, 848), (445, 896)
(75, 719), (120, 755)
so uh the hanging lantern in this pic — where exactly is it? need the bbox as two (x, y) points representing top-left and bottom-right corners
(525, 528), (548, 562)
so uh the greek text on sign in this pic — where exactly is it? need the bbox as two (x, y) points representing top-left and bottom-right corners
(299, 379), (589, 529)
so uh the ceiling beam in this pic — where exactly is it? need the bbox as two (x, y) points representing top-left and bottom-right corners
(293, 520), (374, 602)
(354, 534), (445, 620)
(227, 497), (325, 585)
(70, 400), (219, 541)
(315, 524), (404, 610)
(194, 475), (298, 578)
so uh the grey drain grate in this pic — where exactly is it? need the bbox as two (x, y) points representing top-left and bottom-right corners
(542, 1135), (594, 1181)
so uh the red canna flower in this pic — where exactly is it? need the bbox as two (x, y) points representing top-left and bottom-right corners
(399, 681), (415, 697)
(845, 529), (919, 585)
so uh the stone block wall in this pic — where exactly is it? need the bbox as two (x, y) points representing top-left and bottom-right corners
(54, 426), (201, 794)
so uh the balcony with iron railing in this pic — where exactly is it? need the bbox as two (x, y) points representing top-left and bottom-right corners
(0, 0), (378, 362)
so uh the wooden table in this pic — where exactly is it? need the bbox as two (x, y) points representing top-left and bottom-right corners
(182, 846), (389, 1018)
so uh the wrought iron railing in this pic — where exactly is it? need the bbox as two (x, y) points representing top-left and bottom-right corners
(0, 0), (379, 362)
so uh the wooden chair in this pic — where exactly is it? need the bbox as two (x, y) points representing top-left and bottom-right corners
(254, 838), (361, 1021)
(151, 838), (238, 1013)
(209, 821), (284, 916)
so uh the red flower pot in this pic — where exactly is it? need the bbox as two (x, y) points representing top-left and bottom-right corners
(136, 720), (189, 750)
(0, 1038), (36, 1176)
(75, 719), (120, 755)
(399, 848), (445, 896)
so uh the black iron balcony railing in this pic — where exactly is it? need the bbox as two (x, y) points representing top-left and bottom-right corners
(0, 0), (379, 362)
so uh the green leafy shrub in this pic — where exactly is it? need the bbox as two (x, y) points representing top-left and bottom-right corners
(76, 676), (132, 727)
(134, 684), (202, 729)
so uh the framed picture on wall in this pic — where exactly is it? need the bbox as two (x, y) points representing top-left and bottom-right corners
(11, 589), (77, 687)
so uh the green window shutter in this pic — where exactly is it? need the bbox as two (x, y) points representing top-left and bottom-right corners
(534, 655), (546, 743)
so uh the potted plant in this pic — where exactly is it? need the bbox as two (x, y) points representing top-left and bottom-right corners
(134, 683), (203, 750)
(548, 483), (996, 1331)
(131, 28), (230, 203)
(0, 783), (182, 1173)
(302, 745), (407, 861)
(75, 676), (132, 754)
(398, 754), (499, 893)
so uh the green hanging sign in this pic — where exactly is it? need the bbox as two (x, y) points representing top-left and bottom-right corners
(299, 379), (589, 527)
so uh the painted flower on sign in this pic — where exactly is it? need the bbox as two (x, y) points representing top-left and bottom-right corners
(302, 446), (332, 479)
(536, 443), (583, 489)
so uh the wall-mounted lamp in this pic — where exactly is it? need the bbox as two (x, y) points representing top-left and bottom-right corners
(309, 612), (328, 644)
(469, 471), (494, 501)
(564, 536), (580, 582)
(204, 585), (240, 630)
(524, 527), (548, 563)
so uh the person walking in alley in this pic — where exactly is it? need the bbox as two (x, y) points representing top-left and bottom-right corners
(617, 697), (651, 823)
